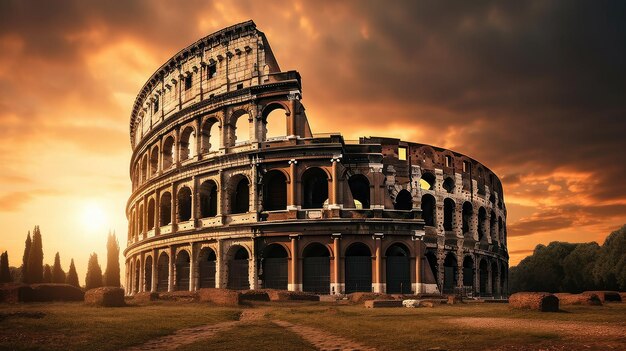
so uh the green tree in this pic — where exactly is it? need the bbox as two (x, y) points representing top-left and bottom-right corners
(562, 242), (600, 292)
(52, 252), (65, 284)
(0, 251), (12, 283)
(85, 253), (103, 290)
(21, 231), (31, 283)
(104, 232), (120, 287)
(66, 259), (79, 287)
(509, 242), (577, 293)
(43, 264), (52, 283)
(27, 226), (44, 283)
(593, 225), (626, 290)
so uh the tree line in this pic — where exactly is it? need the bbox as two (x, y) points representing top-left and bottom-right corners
(0, 226), (120, 290)
(509, 224), (626, 293)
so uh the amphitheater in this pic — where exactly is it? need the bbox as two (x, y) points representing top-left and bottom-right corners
(124, 21), (508, 298)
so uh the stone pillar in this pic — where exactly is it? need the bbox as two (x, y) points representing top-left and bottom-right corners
(289, 235), (300, 291)
(189, 243), (196, 291)
(216, 240), (224, 288)
(288, 99), (296, 137)
(287, 160), (297, 210)
(413, 237), (423, 294)
(249, 244), (258, 290)
(332, 234), (341, 294)
(155, 191), (161, 236)
(171, 186), (177, 230)
(195, 118), (202, 160)
(151, 249), (158, 292)
(139, 254), (145, 293)
(168, 247), (175, 292)
(374, 236), (383, 293)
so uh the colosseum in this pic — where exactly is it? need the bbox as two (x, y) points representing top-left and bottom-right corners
(124, 21), (508, 298)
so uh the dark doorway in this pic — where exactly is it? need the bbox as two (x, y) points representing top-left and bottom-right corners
(302, 168), (328, 209)
(198, 248), (216, 288)
(144, 256), (153, 291)
(262, 244), (288, 290)
(348, 174), (370, 209)
(386, 243), (411, 294)
(302, 243), (330, 294)
(479, 259), (488, 296)
(157, 253), (169, 292)
(263, 171), (287, 211)
(227, 247), (250, 290)
(175, 251), (190, 291)
(394, 189), (412, 210)
(443, 253), (457, 294)
(232, 178), (250, 214)
(345, 243), (372, 293)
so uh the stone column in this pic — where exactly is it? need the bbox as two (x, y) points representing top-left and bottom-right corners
(171, 186), (177, 230)
(139, 254), (145, 293)
(216, 240), (224, 288)
(329, 158), (340, 209)
(289, 235), (300, 291)
(374, 236), (383, 293)
(288, 160), (297, 210)
(189, 243), (196, 291)
(249, 243), (258, 290)
(151, 248), (158, 292)
(413, 236), (424, 294)
(332, 234), (341, 294)
(168, 247), (175, 292)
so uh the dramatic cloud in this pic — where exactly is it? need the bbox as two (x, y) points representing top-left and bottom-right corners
(0, 1), (625, 276)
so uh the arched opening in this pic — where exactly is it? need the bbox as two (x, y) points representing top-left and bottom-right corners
(443, 177), (455, 193)
(394, 189), (412, 210)
(420, 172), (436, 190)
(301, 168), (328, 209)
(179, 126), (196, 161)
(263, 170), (287, 211)
(141, 155), (148, 183)
(386, 243), (411, 294)
(498, 217), (504, 243)
(231, 177), (250, 214)
(462, 202), (473, 237)
(348, 174), (370, 209)
(443, 198), (455, 231)
(234, 113), (250, 145)
(421, 194), (436, 227)
(478, 207), (487, 241)
(263, 104), (288, 140)
(138, 204), (144, 236)
(201, 118), (220, 153)
(198, 248), (216, 288)
(490, 210), (497, 241)
(491, 261), (499, 297)
(199, 180), (218, 218)
(157, 253), (169, 292)
(175, 250), (190, 291)
(345, 243), (372, 293)
(177, 187), (192, 222)
(160, 192), (172, 225)
(261, 244), (288, 290)
(134, 261), (140, 293)
(150, 146), (159, 176)
(147, 199), (155, 230)
(227, 246), (250, 290)
(302, 243), (330, 294)
(144, 256), (153, 292)
(463, 256), (474, 291)
(425, 250), (438, 285)
(443, 253), (458, 294)
(162, 136), (175, 169)
(479, 259), (488, 296)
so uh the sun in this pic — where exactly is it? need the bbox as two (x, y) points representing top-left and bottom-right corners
(80, 202), (108, 233)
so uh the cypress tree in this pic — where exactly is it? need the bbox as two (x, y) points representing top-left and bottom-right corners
(27, 226), (44, 283)
(22, 231), (31, 283)
(104, 231), (120, 287)
(85, 253), (103, 290)
(52, 252), (65, 284)
(66, 259), (79, 287)
(43, 264), (52, 283)
(0, 251), (12, 283)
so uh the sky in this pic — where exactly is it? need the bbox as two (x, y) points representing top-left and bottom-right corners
(1, 1), (625, 285)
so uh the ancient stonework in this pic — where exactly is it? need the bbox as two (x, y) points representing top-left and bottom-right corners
(123, 21), (508, 298)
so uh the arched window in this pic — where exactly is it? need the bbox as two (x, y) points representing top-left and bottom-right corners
(162, 136), (175, 169)
(150, 146), (159, 176)
(302, 243), (330, 294)
(394, 189), (412, 210)
(490, 210), (497, 241)
(301, 167), (328, 209)
(234, 113), (250, 145)
(263, 170), (287, 211)
(263, 104), (288, 140)
(141, 155), (148, 183)
(443, 253), (458, 294)
(420, 172), (436, 190)
(443, 198), (455, 231)
(231, 177), (250, 214)
(421, 194), (436, 227)
(201, 118), (220, 153)
(177, 187), (192, 222)
(138, 204), (144, 236)
(463, 256), (474, 288)
(144, 256), (152, 291)
(478, 207), (487, 241)
(179, 126), (196, 161)
(348, 174), (370, 209)
(175, 250), (190, 291)
(227, 246), (250, 290)
(160, 192), (172, 225)
(344, 243), (372, 293)
(462, 201), (473, 236)
(261, 244), (288, 290)
(385, 243), (411, 294)
(198, 248), (216, 288)
(157, 253), (169, 292)
(199, 180), (218, 218)
(443, 177), (455, 193)
(147, 198), (155, 230)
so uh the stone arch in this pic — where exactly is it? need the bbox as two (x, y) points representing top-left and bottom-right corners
(478, 207), (487, 241)
(490, 210), (497, 241)
(229, 175), (250, 214)
(348, 174), (370, 209)
(261, 243), (289, 290)
(138, 203), (144, 237)
(443, 198), (455, 231)
(479, 258), (488, 296)
(263, 170), (287, 211)
(201, 117), (221, 153)
(443, 252), (458, 294)
(421, 194), (436, 227)
(301, 167), (329, 209)
(302, 242), (331, 294)
(134, 258), (140, 293)
(160, 192), (172, 225)
(420, 171), (436, 190)
(442, 177), (455, 193)
(157, 252), (169, 292)
(226, 245), (250, 290)
(385, 243), (411, 294)
(177, 186), (192, 222)
(162, 135), (175, 169)
(344, 242), (372, 293)
(141, 154), (148, 183)
(150, 146), (159, 176)
(232, 109), (251, 145)
(198, 247), (217, 288)
(262, 102), (290, 140)
(179, 125), (196, 161)
(175, 249), (190, 291)
(394, 189), (413, 210)
(144, 255), (153, 292)
(462, 255), (474, 290)
(199, 180), (218, 218)
(462, 202), (473, 238)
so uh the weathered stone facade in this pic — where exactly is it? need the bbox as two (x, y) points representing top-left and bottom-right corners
(124, 21), (508, 297)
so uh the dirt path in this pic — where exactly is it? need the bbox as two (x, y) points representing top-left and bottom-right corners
(273, 319), (377, 351)
(124, 309), (266, 351)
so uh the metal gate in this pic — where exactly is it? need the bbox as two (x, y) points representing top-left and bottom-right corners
(345, 256), (371, 293)
(227, 259), (249, 290)
(176, 263), (190, 291)
(303, 257), (330, 294)
(386, 256), (411, 294)
(263, 258), (288, 290)
(199, 260), (216, 288)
